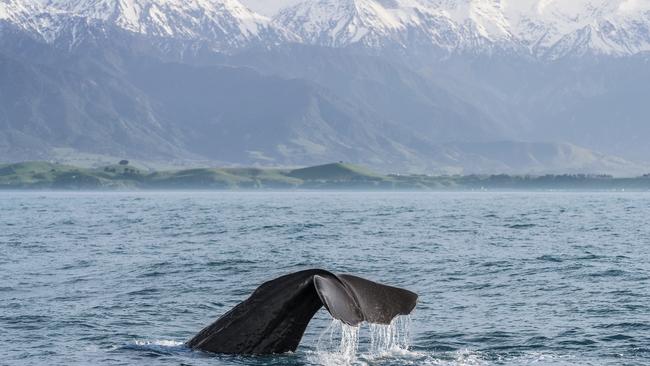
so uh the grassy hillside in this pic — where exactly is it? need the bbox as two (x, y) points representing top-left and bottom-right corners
(0, 162), (108, 189)
(0, 162), (309, 189)
(1, 161), (649, 190)
(288, 163), (384, 181)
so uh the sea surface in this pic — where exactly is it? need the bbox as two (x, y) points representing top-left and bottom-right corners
(1, 191), (649, 366)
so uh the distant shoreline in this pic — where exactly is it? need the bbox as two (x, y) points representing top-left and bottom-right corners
(2, 161), (650, 191)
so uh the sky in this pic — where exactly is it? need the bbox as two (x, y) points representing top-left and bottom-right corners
(241, 0), (302, 15)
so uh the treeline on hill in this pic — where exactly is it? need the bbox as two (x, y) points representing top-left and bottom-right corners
(1, 161), (650, 190)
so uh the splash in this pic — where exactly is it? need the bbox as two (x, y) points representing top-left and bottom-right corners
(315, 320), (361, 365)
(133, 339), (184, 347)
(313, 316), (413, 365)
(116, 339), (187, 357)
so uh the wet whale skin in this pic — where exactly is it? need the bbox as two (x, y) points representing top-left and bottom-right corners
(187, 269), (418, 355)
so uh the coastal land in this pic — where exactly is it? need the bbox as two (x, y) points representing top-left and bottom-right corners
(1, 161), (650, 191)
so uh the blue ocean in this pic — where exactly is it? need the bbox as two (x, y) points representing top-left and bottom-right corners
(1, 191), (649, 365)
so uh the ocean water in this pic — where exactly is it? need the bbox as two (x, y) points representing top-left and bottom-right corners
(1, 191), (649, 366)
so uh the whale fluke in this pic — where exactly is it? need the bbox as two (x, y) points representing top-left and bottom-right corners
(187, 269), (417, 355)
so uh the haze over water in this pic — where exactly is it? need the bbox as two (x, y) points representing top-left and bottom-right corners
(2, 192), (649, 365)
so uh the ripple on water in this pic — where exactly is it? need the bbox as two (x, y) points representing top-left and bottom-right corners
(2, 192), (650, 366)
(505, 223), (537, 229)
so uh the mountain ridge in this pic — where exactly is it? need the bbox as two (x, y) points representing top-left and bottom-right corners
(2, 0), (649, 175)
(2, 0), (649, 56)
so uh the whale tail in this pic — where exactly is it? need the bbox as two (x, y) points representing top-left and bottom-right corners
(187, 269), (418, 355)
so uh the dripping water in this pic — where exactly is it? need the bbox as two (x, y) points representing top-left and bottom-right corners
(368, 315), (412, 355)
(313, 316), (413, 365)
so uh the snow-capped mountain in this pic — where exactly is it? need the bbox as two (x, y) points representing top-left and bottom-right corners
(492, 0), (650, 57)
(272, 0), (465, 49)
(2, 0), (650, 56)
(0, 0), (63, 41)
(3, 0), (650, 174)
(45, 0), (272, 40)
(1, 0), (294, 49)
(271, 0), (650, 57)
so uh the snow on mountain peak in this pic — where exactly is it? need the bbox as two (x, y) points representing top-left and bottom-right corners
(39, 0), (273, 40)
(1, 0), (294, 49)
(271, 0), (650, 56)
(496, 0), (650, 56)
(273, 0), (400, 46)
(2, 0), (650, 56)
(274, 0), (467, 48)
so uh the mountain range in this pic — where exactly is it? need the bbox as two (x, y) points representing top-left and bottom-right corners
(1, 0), (649, 175)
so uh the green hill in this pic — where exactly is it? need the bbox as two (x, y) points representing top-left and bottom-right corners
(287, 163), (384, 181)
(0, 162), (96, 188)
(2, 161), (649, 190)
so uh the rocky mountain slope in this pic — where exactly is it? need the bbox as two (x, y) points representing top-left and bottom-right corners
(272, 0), (650, 57)
(1, 0), (649, 175)
(2, 0), (649, 56)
